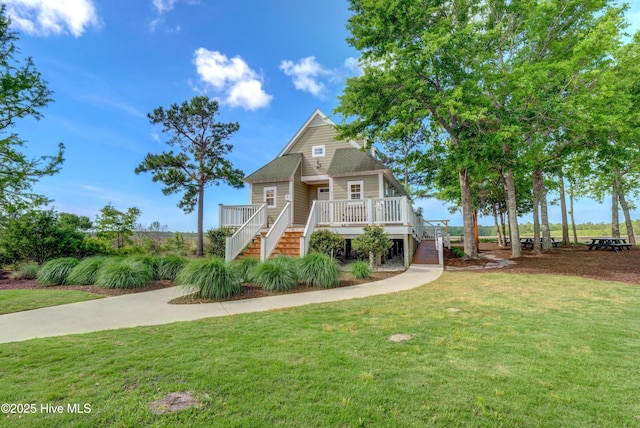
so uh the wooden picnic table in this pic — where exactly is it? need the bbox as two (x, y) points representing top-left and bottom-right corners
(587, 238), (633, 252)
(520, 237), (559, 250)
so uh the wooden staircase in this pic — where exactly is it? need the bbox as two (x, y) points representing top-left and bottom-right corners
(239, 228), (302, 260)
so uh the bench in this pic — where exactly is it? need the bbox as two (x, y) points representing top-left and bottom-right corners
(610, 243), (633, 252)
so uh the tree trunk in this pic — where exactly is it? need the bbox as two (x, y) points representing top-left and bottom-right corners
(460, 168), (479, 259)
(197, 183), (205, 257)
(618, 188), (636, 245)
(611, 183), (620, 239)
(532, 170), (543, 254)
(493, 204), (504, 247)
(500, 208), (508, 246)
(473, 210), (480, 252)
(558, 173), (570, 246)
(504, 169), (521, 258)
(536, 171), (553, 251)
(568, 179), (578, 245)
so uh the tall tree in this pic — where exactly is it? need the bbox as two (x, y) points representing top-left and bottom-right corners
(135, 96), (244, 257)
(0, 5), (64, 219)
(94, 203), (141, 249)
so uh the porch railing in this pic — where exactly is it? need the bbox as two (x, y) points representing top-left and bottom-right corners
(261, 202), (291, 261)
(301, 196), (423, 256)
(219, 204), (263, 228)
(225, 203), (267, 262)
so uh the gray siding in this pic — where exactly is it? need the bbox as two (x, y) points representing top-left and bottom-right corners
(292, 164), (309, 225)
(251, 181), (290, 225)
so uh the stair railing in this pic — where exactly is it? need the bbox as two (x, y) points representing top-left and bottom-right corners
(299, 200), (318, 257)
(260, 202), (291, 261)
(225, 203), (267, 262)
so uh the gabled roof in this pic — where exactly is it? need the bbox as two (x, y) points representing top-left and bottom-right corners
(277, 109), (360, 157)
(244, 153), (302, 184)
(327, 148), (388, 175)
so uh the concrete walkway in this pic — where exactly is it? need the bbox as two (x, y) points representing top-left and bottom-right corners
(0, 264), (443, 344)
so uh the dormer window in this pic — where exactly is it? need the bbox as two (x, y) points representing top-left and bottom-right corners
(312, 145), (325, 157)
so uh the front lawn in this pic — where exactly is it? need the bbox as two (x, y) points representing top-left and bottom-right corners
(0, 289), (103, 315)
(0, 271), (638, 427)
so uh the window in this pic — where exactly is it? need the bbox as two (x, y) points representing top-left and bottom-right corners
(348, 181), (363, 200)
(312, 145), (325, 157)
(264, 187), (276, 208)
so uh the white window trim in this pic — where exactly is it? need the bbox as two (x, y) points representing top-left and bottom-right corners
(347, 180), (364, 200)
(311, 145), (325, 157)
(264, 186), (277, 208)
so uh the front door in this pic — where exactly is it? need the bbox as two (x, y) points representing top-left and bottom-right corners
(317, 187), (330, 223)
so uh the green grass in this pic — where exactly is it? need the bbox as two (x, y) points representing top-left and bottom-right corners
(156, 255), (187, 281)
(36, 258), (80, 286)
(176, 257), (242, 299)
(0, 289), (103, 315)
(298, 252), (340, 288)
(348, 260), (372, 279)
(252, 256), (299, 292)
(94, 259), (154, 289)
(1, 271), (638, 427)
(9, 263), (39, 280)
(66, 257), (107, 285)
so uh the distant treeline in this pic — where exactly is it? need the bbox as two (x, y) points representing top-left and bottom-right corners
(443, 221), (639, 237)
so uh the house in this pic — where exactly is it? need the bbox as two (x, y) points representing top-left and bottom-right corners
(218, 109), (425, 267)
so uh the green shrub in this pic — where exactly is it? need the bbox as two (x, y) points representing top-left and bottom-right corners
(252, 256), (298, 292)
(309, 230), (345, 258)
(157, 255), (187, 281)
(231, 257), (259, 283)
(206, 227), (235, 258)
(352, 226), (392, 269)
(94, 259), (154, 289)
(348, 260), (372, 279)
(37, 257), (80, 286)
(128, 255), (160, 279)
(176, 257), (242, 299)
(10, 263), (39, 280)
(451, 247), (465, 257)
(66, 256), (107, 285)
(298, 252), (340, 288)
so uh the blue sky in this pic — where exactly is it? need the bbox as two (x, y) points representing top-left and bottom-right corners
(4, 0), (640, 232)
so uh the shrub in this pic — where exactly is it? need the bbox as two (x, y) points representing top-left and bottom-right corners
(298, 252), (340, 288)
(10, 263), (39, 280)
(348, 260), (372, 279)
(176, 257), (242, 299)
(94, 259), (154, 289)
(37, 257), (80, 286)
(128, 254), (160, 279)
(231, 257), (259, 283)
(252, 256), (298, 292)
(451, 247), (465, 257)
(206, 227), (235, 258)
(352, 226), (392, 269)
(309, 230), (345, 258)
(157, 255), (187, 281)
(66, 256), (107, 285)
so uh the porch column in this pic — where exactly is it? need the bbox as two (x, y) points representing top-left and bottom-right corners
(403, 235), (410, 267)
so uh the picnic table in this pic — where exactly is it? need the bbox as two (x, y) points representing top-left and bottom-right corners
(520, 237), (559, 250)
(587, 238), (633, 252)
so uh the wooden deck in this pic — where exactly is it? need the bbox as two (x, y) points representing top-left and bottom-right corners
(412, 239), (439, 265)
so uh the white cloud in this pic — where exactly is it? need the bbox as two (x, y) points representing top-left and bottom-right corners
(193, 48), (273, 111)
(152, 0), (178, 14)
(280, 56), (364, 97)
(4, 0), (100, 37)
(279, 56), (329, 96)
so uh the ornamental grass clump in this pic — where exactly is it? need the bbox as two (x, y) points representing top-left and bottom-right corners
(95, 259), (154, 289)
(128, 255), (160, 279)
(10, 263), (39, 280)
(298, 252), (340, 288)
(156, 255), (187, 281)
(176, 257), (242, 299)
(348, 260), (372, 279)
(231, 257), (259, 283)
(252, 256), (298, 292)
(37, 258), (80, 286)
(66, 256), (107, 285)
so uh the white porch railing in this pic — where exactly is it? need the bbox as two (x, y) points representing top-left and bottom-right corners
(225, 204), (267, 262)
(219, 204), (263, 228)
(301, 196), (423, 256)
(261, 202), (291, 261)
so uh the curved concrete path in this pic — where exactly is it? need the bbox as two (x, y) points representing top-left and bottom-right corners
(0, 264), (442, 344)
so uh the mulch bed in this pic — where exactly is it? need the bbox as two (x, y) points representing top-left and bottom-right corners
(446, 242), (640, 285)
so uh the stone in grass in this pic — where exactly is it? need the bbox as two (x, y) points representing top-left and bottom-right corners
(388, 333), (414, 343)
(148, 391), (209, 414)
